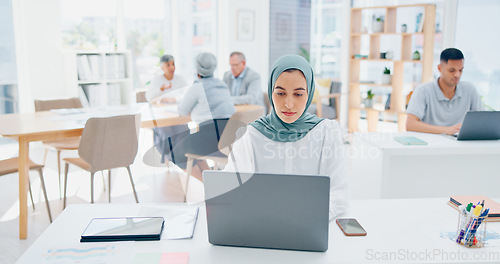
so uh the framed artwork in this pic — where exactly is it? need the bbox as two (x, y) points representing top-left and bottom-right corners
(237, 10), (255, 41)
(276, 13), (292, 41)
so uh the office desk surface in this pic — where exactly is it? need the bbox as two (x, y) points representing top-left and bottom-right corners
(355, 132), (500, 155)
(17, 199), (500, 264)
(0, 104), (261, 137)
(354, 132), (500, 199)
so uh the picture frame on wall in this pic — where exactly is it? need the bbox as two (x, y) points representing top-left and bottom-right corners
(237, 10), (255, 41)
(276, 13), (292, 41)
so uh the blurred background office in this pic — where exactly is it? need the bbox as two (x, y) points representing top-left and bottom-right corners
(2, 0), (499, 128)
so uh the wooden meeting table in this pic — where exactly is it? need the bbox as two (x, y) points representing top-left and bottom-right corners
(0, 103), (260, 239)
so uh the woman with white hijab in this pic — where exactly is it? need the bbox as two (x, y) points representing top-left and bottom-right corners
(155, 52), (235, 179)
(224, 54), (348, 219)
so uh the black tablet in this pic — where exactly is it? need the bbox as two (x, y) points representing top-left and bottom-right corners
(81, 217), (164, 242)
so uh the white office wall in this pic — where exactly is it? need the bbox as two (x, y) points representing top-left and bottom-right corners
(217, 0), (270, 91)
(12, 0), (65, 112)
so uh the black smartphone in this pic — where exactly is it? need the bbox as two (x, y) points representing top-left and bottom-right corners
(336, 218), (367, 236)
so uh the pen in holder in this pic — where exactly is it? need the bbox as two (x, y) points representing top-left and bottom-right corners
(455, 210), (488, 248)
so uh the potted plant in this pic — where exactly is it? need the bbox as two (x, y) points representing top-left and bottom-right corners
(372, 17), (384, 33)
(381, 67), (392, 85)
(365, 90), (375, 108)
(412, 50), (421, 60)
(401, 23), (408, 33)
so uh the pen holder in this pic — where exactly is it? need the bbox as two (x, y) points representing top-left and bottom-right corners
(455, 211), (488, 248)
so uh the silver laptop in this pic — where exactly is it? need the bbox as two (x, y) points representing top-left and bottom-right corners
(203, 171), (330, 252)
(451, 111), (500, 140)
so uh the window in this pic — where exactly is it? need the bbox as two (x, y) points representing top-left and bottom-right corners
(60, 0), (219, 89)
(60, 0), (117, 49)
(176, 0), (218, 81)
(269, 0), (311, 71)
(124, 0), (165, 88)
(311, 0), (343, 79)
(0, 0), (18, 113)
(456, 0), (500, 110)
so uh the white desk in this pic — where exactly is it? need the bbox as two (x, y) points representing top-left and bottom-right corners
(17, 199), (500, 263)
(354, 132), (500, 199)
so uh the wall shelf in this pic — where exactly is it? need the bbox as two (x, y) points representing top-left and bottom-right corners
(63, 50), (133, 107)
(348, 4), (435, 132)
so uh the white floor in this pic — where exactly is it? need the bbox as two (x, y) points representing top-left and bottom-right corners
(0, 120), (396, 263)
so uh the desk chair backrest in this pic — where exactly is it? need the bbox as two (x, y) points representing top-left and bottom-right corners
(262, 92), (271, 115)
(136, 91), (147, 103)
(79, 114), (141, 172)
(218, 107), (264, 156)
(329, 81), (342, 110)
(34, 98), (83, 111)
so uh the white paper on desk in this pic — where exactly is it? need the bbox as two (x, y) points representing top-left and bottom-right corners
(50, 108), (84, 115)
(151, 85), (189, 105)
(38, 242), (134, 264)
(46, 106), (143, 124)
(138, 205), (199, 239)
(154, 104), (179, 113)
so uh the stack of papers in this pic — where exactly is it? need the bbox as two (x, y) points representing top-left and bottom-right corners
(449, 195), (500, 221)
(138, 205), (199, 239)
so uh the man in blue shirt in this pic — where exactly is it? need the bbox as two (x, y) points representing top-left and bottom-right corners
(406, 48), (484, 134)
(223, 52), (265, 109)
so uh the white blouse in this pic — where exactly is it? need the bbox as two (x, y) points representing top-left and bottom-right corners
(146, 74), (189, 102)
(224, 119), (349, 220)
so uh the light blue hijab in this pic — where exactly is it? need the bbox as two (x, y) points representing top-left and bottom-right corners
(251, 54), (323, 142)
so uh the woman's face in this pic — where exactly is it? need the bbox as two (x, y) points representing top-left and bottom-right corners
(161, 60), (176, 77)
(272, 70), (308, 124)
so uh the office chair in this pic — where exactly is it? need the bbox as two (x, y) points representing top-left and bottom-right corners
(34, 98), (83, 198)
(0, 157), (52, 222)
(307, 80), (344, 122)
(183, 107), (264, 201)
(63, 114), (141, 208)
(263, 92), (271, 115)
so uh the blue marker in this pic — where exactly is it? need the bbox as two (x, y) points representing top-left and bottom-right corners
(462, 205), (482, 245)
(466, 208), (489, 246)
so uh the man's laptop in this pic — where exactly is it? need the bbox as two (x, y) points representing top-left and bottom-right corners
(203, 171), (330, 252)
(450, 111), (500, 140)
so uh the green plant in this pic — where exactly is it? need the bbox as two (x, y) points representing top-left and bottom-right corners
(481, 96), (496, 111)
(367, 90), (375, 100)
(383, 67), (391, 74)
(376, 17), (384, 22)
(298, 45), (310, 62)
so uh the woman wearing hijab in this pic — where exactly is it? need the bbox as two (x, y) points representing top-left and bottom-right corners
(146, 54), (189, 103)
(224, 54), (348, 219)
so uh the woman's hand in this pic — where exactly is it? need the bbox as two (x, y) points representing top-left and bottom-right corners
(160, 97), (177, 104)
(160, 83), (172, 91)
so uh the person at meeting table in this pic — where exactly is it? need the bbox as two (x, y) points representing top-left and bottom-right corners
(406, 48), (484, 135)
(154, 52), (236, 179)
(145, 54), (188, 103)
(223, 54), (348, 220)
(223, 51), (265, 109)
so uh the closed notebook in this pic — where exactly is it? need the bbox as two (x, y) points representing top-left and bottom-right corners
(394, 136), (428, 145)
(449, 195), (500, 220)
(81, 217), (164, 242)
